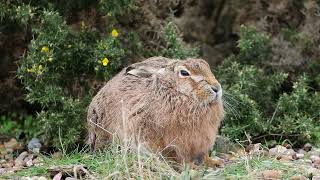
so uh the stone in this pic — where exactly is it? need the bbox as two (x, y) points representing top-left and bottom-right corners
(21, 177), (32, 180)
(15, 151), (28, 167)
(313, 160), (320, 169)
(303, 143), (313, 152)
(2, 162), (13, 168)
(27, 138), (42, 153)
(261, 170), (282, 179)
(284, 149), (296, 156)
(38, 177), (47, 180)
(4, 138), (19, 150)
(0, 168), (5, 174)
(283, 143), (292, 149)
(306, 167), (320, 176)
(0, 159), (6, 164)
(26, 159), (33, 167)
(298, 149), (306, 154)
(313, 176), (320, 180)
(293, 153), (305, 160)
(309, 149), (320, 157)
(65, 178), (78, 180)
(24, 154), (35, 162)
(33, 157), (43, 166)
(290, 175), (308, 180)
(5, 148), (13, 154)
(310, 155), (320, 162)
(4, 154), (13, 160)
(279, 155), (293, 162)
(269, 145), (287, 156)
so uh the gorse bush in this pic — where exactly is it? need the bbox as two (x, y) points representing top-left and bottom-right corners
(18, 9), (126, 148)
(237, 25), (272, 64)
(161, 22), (199, 59)
(219, 26), (320, 145)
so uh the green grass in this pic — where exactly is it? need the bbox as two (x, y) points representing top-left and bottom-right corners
(222, 156), (311, 179)
(0, 143), (314, 179)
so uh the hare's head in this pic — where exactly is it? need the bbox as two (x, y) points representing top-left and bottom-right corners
(171, 59), (222, 105)
(126, 57), (222, 105)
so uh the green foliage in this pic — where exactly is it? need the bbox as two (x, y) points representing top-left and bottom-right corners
(0, 1), (35, 26)
(18, 9), (126, 149)
(218, 58), (287, 139)
(219, 26), (320, 144)
(274, 75), (320, 142)
(99, 0), (135, 16)
(0, 114), (37, 140)
(237, 25), (272, 63)
(161, 22), (199, 59)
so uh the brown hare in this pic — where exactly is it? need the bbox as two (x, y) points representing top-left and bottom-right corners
(87, 56), (224, 167)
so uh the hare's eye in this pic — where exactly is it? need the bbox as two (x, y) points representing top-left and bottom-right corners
(180, 70), (190, 76)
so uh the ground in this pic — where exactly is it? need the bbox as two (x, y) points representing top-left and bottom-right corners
(1, 137), (320, 179)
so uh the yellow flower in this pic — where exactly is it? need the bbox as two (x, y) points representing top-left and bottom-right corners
(111, 29), (119, 38)
(27, 68), (34, 73)
(102, 58), (109, 66)
(41, 46), (49, 53)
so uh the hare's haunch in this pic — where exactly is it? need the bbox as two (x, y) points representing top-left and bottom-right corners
(87, 57), (224, 167)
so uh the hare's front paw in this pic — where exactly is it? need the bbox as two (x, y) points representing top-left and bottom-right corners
(192, 153), (224, 168)
(204, 157), (224, 168)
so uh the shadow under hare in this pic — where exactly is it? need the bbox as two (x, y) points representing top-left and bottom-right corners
(87, 57), (224, 168)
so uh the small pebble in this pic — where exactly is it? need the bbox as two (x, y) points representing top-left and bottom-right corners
(261, 170), (282, 179)
(15, 151), (28, 167)
(0, 168), (5, 174)
(290, 175), (308, 180)
(313, 160), (320, 169)
(5, 148), (13, 154)
(284, 149), (296, 156)
(298, 149), (306, 154)
(310, 155), (320, 162)
(21, 177), (32, 180)
(65, 178), (78, 180)
(279, 155), (293, 162)
(4, 154), (13, 160)
(4, 138), (19, 150)
(293, 153), (305, 160)
(303, 143), (313, 152)
(27, 138), (42, 153)
(26, 159), (33, 167)
(309, 149), (320, 157)
(313, 176), (320, 180)
(2, 162), (13, 168)
(269, 145), (287, 156)
(0, 159), (6, 164)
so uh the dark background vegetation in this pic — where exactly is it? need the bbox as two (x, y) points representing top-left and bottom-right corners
(0, 0), (319, 150)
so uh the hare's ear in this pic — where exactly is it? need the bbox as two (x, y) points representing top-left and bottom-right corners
(126, 66), (153, 78)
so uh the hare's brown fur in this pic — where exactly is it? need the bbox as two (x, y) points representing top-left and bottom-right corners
(87, 57), (224, 166)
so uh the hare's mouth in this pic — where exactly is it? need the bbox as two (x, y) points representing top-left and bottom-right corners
(204, 88), (223, 105)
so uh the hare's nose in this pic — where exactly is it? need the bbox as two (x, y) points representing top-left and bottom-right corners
(211, 84), (221, 93)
